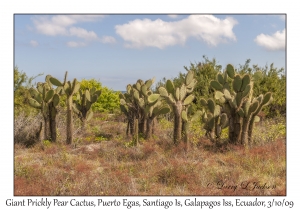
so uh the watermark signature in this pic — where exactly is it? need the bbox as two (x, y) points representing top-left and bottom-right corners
(207, 180), (276, 192)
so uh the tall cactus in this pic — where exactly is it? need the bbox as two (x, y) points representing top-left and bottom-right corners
(181, 104), (195, 150)
(73, 87), (101, 129)
(145, 95), (170, 139)
(208, 64), (272, 147)
(120, 83), (141, 137)
(158, 70), (196, 144)
(120, 77), (170, 141)
(197, 98), (228, 143)
(49, 71), (80, 145)
(120, 78), (154, 137)
(28, 80), (60, 142)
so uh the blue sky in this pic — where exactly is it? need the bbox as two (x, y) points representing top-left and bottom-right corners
(14, 14), (286, 91)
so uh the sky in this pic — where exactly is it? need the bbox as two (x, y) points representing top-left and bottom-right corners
(14, 14), (286, 91)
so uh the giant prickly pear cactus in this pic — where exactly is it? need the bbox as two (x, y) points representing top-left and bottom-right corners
(28, 78), (61, 142)
(158, 70), (196, 144)
(145, 94), (170, 139)
(197, 98), (228, 143)
(208, 64), (272, 147)
(73, 87), (101, 129)
(119, 84), (140, 137)
(49, 71), (80, 145)
(120, 77), (170, 141)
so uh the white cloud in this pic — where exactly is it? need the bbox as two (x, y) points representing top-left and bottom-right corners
(254, 29), (285, 51)
(69, 27), (98, 40)
(115, 15), (238, 49)
(32, 15), (105, 36)
(30, 40), (38, 47)
(66, 41), (87, 48)
(100, 36), (116, 44)
(31, 15), (112, 47)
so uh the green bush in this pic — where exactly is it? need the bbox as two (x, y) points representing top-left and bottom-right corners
(14, 66), (42, 117)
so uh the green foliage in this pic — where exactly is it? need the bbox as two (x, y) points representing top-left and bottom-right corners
(14, 66), (43, 117)
(236, 60), (286, 117)
(162, 56), (222, 114)
(80, 79), (120, 113)
(252, 117), (286, 145)
(42, 140), (52, 147)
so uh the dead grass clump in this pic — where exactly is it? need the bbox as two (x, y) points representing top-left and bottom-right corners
(14, 113), (43, 147)
(74, 160), (93, 173)
(155, 159), (196, 187)
(117, 147), (146, 161)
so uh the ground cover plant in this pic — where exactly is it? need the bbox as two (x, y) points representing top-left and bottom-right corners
(14, 59), (286, 196)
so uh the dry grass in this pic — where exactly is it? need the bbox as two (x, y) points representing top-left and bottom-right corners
(14, 114), (286, 196)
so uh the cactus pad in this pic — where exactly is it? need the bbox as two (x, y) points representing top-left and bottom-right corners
(166, 80), (175, 94)
(148, 94), (160, 104)
(233, 75), (242, 92)
(226, 64), (235, 79)
(214, 91), (224, 100)
(185, 71), (194, 85)
(241, 74), (251, 91)
(49, 77), (63, 86)
(183, 94), (195, 105)
(210, 81), (223, 91)
(262, 92), (272, 106)
(181, 110), (188, 121)
(28, 98), (41, 109)
(217, 73), (225, 85)
(158, 87), (168, 97)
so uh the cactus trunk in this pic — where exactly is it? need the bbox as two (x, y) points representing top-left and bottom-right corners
(173, 107), (182, 145)
(145, 117), (154, 139)
(66, 96), (73, 145)
(228, 113), (242, 144)
(182, 120), (189, 151)
(128, 114), (134, 136)
(248, 117), (256, 146)
(48, 102), (57, 142)
(133, 118), (139, 146)
(241, 119), (250, 148)
(43, 115), (51, 140)
(138, 115), (145, 136)
(81, 109), (88, 130)
(233, 115), (242, 144)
